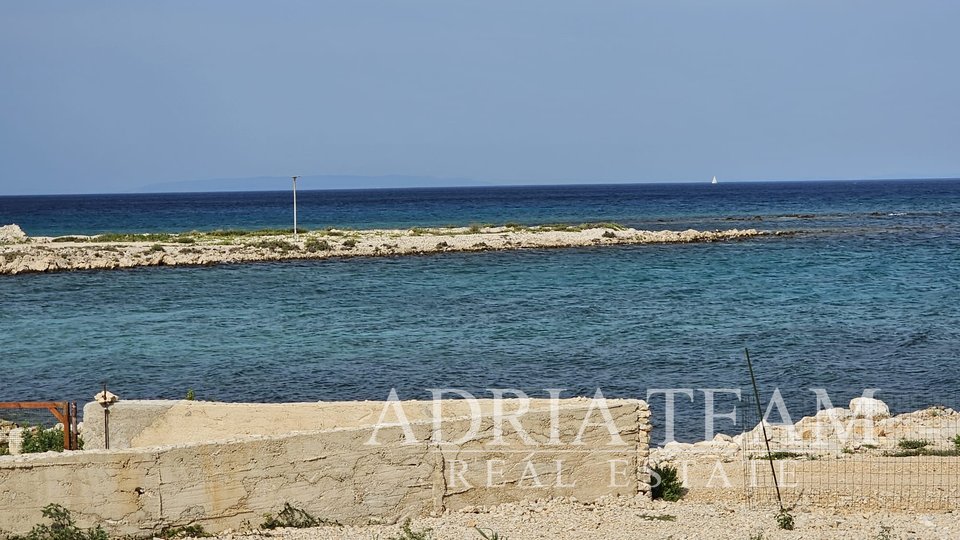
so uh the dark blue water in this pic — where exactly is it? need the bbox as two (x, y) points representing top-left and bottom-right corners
(2, 180), (959, 441)
(3, 180), (959, 236)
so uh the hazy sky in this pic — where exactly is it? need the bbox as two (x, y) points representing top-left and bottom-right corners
(1, 1), (958, 195)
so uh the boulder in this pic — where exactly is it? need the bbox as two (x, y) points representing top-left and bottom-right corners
(0, 224), (27, 244)
(850, 397), (890, 420)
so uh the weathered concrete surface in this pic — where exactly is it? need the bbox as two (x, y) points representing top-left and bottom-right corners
(82, 400), (179, 450)
(83, 398), (648, 451)
(2, 399), (652, 536)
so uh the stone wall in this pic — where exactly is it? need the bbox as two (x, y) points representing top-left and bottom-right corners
(0, 398), (652, 536)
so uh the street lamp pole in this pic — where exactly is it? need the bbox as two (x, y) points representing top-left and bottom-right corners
(292, 176), (300, 241)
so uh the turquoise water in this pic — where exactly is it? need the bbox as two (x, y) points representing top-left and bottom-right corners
(2, 180), (959, 439)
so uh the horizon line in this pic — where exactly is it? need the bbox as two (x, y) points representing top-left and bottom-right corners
(4, 176), (960, 198)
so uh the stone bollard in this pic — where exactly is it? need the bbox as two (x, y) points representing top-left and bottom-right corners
(8, 428), (24, 455)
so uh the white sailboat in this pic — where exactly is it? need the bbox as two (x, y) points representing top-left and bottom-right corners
(711, 175), (718, 185)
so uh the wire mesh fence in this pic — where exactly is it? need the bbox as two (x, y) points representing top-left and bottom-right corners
(740, 390), (960, 511)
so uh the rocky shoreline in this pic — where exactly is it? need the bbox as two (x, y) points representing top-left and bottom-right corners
(0, 223), (772, 275)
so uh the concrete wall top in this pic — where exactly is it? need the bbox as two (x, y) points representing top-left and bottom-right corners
(82, 398), (651, 450)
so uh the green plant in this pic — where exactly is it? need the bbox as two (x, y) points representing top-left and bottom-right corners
(185, 389), (195, 401)
(594, 222), (626, 230)
(9, 504), (108, 540)
(260, 503), (339, 529)
(468, 223), (483, 233)
(147, 244), (165, 253)
(886, 447), (960, 457)
(898, 439), (930, 450)
(304, 238), (330, 253)
(638, 514), (676, 522)
(388, 519), (431, 540)
(158, 524), (210, 539)
(21, 428), (65, 453)
(883, 436), (960, 457)
(775, 509), (794, 530)
(0, 443), (10, 456)
(601, 230), (617, 238)
(475, 527), (507, 539)
(342, 239), (357, 249)
(52, 236), (89, 243)
(752, 450), (811, 460)
(252, 239), (295, 252)
(875, 525), (893, 540)
(94, 232), (175, 242)
(749, 533), (763, 540)
(435, 241), (449, 249)
(650, 464), (684, 502)
(205, 228), (305, 238)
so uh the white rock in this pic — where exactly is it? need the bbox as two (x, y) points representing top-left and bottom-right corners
(663, 441), (693, 450)
(815, 407), (852, 421)
(0, 224), (27, 244)
(850, 397), (890, 419)
(713, 433), (735, 443)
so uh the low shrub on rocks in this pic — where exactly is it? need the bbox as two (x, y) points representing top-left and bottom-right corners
(775, 509), (795, 530)
(260, 503), (339, 529)
(388, 519), (431, 540)
(475, 527), (508, 539)
(157, 525), (209, 539)
(650, 464), (684, 502)
(898, 439), (930, 450)
(304, 238), (330, 253)
(22, 428), (65, 453)
(251, 239), (295, 252)
(8, 504), (107, 540)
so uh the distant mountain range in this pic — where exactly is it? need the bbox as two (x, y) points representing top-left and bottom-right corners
(137, 175), (497, 193)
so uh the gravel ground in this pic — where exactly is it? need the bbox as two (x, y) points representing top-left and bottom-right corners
(213, 497), (959, 540)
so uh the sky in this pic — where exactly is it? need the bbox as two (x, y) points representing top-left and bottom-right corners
(1, 1), (958, 195)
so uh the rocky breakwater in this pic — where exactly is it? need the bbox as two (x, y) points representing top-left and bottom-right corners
(0, 223), (769, 275)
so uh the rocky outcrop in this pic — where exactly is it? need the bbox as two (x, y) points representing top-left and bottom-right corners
(0, 224), (27, 244)
(0, 226), (769, 276)
(651, 400), (960, 464)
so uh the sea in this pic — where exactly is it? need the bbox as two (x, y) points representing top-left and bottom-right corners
(2, 180), (959, 442)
